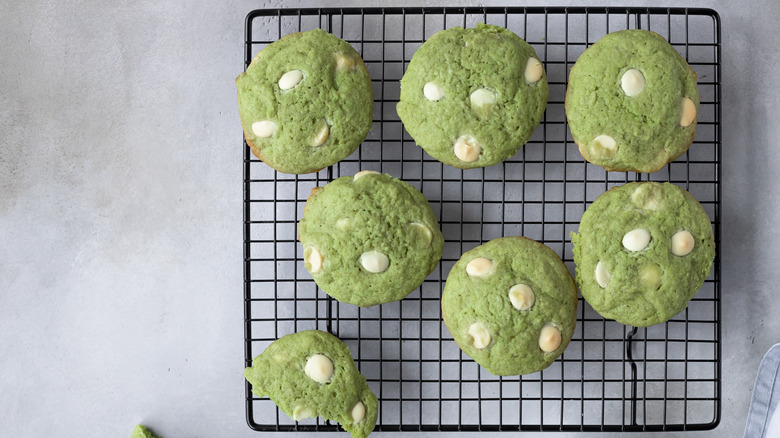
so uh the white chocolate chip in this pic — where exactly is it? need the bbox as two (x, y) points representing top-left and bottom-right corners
(453, 135), (481, 163)
(680, 97), (697, 127)
(251, 120), (277, 138)
(467, 322), (491, 349)
(360, 251), (389, 273)
(336, 218), (350, 230)
(351, 401), (366, 424)
(293, 405), (315, 421)
(595, 261), (610, 288)
(470, 88), (496, 115)
(539, 325), (562, 352)
(304, 246), (323, 274)
(630, 183), (661, 211)
(621, 68), (645, 97)
(336, 54), (355, 70)
(622, 229), (651, 252)
(278, 70), (303, 90)
(508, 283), (535, 311)
(466, 257), (493, 277)
(304, 354), (334, 384)
(423, 82), (444, 101)
(524, 57), (544, 83)
(310, 122), (330, 147)
(591, 134), (617, 156)
(353, 170), (380, 181)
(671, 230), (695, 256)
(410, 222), (433, 246)
(639, 263), (663, 291)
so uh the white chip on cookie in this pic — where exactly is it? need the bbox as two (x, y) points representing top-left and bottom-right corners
(453, 135), (481, 163)
(621, 68), (645, 97)
(336, 218), (350, 230)
(595, 261), (610, 288)
(279, 70), (303, 90)
(524, 57), (544, 83)
(622, 229), (651, 252)
(410, 222), (433, 246)
(311, 122), (330, 147)
(630, 183), (661, 211)
(468, 322), (491, 349)
(538, 324), (562, 352)
(508, 283), (535, 311)
(304, 354), (334, 384)
(639, 262), (663, 291)
(360, 251), (389, 273)
(304, 246), (323, 273)
(351, 401), (366, 424)
(423, 82), (444, 101)
(336, 53), (356, 70)
(353, 170), (380, 181)
(470, 88), (496, 112)
(293, 405), (315, 421)
(680, 97), (697, 127)
(591, 134), (617, 156)
(252, 120), (277, 138)
(466, 257), (493, 277)
(671, 230), (695, 256)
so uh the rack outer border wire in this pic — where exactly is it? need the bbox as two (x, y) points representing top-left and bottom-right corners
(243, 6), (722, 433)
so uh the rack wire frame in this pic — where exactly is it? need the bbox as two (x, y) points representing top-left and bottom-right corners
(243, 6), (721, 433)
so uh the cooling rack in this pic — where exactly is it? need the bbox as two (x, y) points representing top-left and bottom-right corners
(243, 6), (721, 432)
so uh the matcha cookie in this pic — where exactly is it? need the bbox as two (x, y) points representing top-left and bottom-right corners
(244, 330), (377, 438)
(299, 171), (443, 307)
(441, 237), (577, 376)
(565, 29), (699, 173)
(571, 182), (715, 327)
(397, 23), (548, 169)
(236, 29), (374, 174)
(130, 425), (160, 438)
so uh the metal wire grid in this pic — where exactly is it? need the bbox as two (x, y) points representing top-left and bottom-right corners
(243, 7), (721, 432)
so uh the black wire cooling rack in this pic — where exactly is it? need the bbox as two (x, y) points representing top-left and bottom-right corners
(243, 6), (721, 432)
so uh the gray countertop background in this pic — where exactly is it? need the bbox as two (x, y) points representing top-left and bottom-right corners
(1, 0), (778, 437)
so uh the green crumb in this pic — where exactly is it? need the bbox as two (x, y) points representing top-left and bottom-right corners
(131, 425), (160, 438)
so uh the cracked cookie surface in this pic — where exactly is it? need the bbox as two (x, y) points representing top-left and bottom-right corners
(244, 330), (378, 438)
(236, 29), (373, 174)
(441, 237), (577, 376)
(397, 23), (548, 169)
(571, 182), (715, 327)
(565, 29), (699, 173)
(298, 172), (444, 307)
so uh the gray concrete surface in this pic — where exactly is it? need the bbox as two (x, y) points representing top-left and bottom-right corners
(0, 0), (777, 437)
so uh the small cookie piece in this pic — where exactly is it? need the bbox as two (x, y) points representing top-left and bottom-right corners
(130, 425), (161, 438)
(236, 29), (373, 174)
(565, 30), (700, 173)
(441, 237), (578, 376)
(298, 172), (444, 307)
(397, 23), (548, 169)
(244, 330), (378, 438)
(571, 182), (716, 327)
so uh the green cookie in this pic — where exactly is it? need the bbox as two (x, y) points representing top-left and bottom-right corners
(565, 29), (699, 173)
(244, 330), (377, 438)
(236, 29), (374, 174)
(441, 237), (578, 376)
(298, 172), (444, 307)
(397, 23), (548, 169)
(130, 425), (160, 438)
(571, 182), (715, 327)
